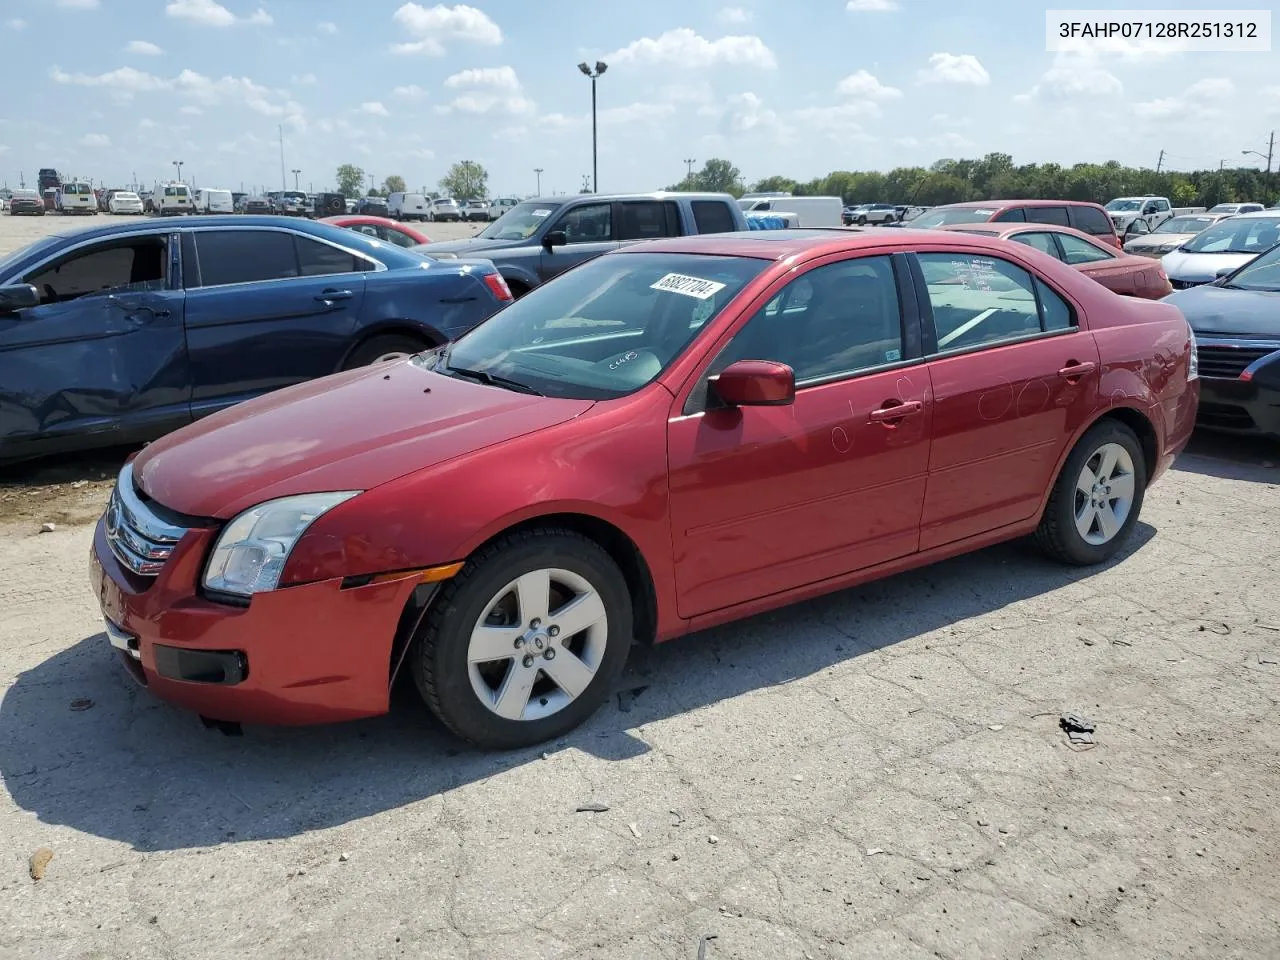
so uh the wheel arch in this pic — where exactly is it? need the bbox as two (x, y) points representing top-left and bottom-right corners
(1037, 403), (1160, 522)
(335, 320), (447, 372)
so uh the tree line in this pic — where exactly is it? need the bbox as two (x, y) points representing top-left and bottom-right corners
(669, 154), (1277, 208)
(335, 162), (489, 201)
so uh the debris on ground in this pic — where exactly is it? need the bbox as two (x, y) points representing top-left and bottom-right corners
(575, 803), (610, 813)
(71, 479), (89, 489)
(628, 822), (641, 839)
(69, 698), (94, 712)
(707, 835), (720, 844)
(865, 847), (885, 856)
(1060, 712), (1096, 745)
(39, 522), (56, 533)
(338, 852), (350, 862)
(1259, 655), (1278, 665)
(697, 933), (718, 959)
(670, 809), (685, 826)
(988, 724), (1004, 731)
(616, 685), (649, 713)
(1198, 622), (1231, 635)
(29, 848), (54, 881)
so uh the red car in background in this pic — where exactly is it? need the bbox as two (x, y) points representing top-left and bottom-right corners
(321, 215), (430, 248)
(910, 199), (1122, 249)
(90, 229), (1198, 748)
(936, 222), (1173, 299)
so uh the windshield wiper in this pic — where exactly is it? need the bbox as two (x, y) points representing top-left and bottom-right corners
(445, 363), (542, 395)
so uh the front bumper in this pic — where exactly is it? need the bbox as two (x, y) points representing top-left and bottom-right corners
(1196, 377), (1280, 438)
(89, 517), (423, 725)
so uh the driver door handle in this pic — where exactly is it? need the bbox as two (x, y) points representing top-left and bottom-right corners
(1058, 360), (1097, 381)
(315, 288), (353, 304)
(868, 399), (923, 423)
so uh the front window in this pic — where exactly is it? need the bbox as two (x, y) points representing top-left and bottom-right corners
(23, 237), (169, 304)
(1155, 216), (1215, 234)
(1055, 233), (1114, 264)
(1181, 216), (1280, 254)
(478, 200), (564, 240)
(428, 252), (768, 400)
(911, 207), (997, 228)
(1221, 243), (1280, 291)
(1105, 199), (1142, 212)
(553, 203), (613, 243)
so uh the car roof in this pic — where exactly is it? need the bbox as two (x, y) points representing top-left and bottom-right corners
(1230, 209), (1280, 219)
(519, 191), (734, 204)
(937, 199), (1106, 210)
(613, 227), (1004, 261)
(44, 214), (385, 244)
(934, 222), (1110, 244)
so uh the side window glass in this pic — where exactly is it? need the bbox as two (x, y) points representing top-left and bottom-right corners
(1055, 233), (1113, 265)
(1010, 232), (1060, 258)
(195, 231), (298, 287)
(24, 239), (168, 305)
(1069, 206), (1113, 237)
(296, 235), (365, 276)
(554, 203), (612, 243)
(1036, 279), (1074, 331)
(713, 256), (903, 384)
(617, 202), (679, 240)
(992, 207), (1026, 222)
(1025, 206), (1070, 226)
(1157, 200), (1170, 212)
(692, 200), (737, 234)
(381, 227), (418, 248)
(918, 253), (1041, 351)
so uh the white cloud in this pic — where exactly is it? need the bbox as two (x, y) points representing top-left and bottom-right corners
(138, 118), (160, 129)
(894, 136), (920, 148)
(390, 3), (502, 55)
(1133, 77), (1235, 122)
(930, 113), (971, 127)
(291, 73), (318, 85)
(1015, 52), (1120, 102)
(443, 66), (520, 90)
(606, 28), (776, 69)
(847, 0), (897, 9)
(717, 6), (752, 23)
(361, 101), (390, 116)
(725, 91), (780, 133)
(794, 101), (880, 135)
(317, 20), (337, 34)
(50, 65), (169, 93)
(57, 0), (100, 8)
(932, 131), (973, 151)
(80, 133), (111, 147)
(439, 93), (535, 116)
(125, 40), (163, 55)
(835, 69), (902, 100)
(393, 84), (428, 98)
(165, 0), (272, 27)
(917, 52), (990, 86)
(180, 105), (203, 115)
(7, 18), (27, 29)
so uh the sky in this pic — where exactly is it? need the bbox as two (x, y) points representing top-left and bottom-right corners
(0, 0), (1277, 197)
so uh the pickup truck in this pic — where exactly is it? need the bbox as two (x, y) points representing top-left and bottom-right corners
(417, 192), (750, 296)
(1104, 196), (1206, 235)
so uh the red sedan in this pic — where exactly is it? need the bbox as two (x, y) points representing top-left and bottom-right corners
(89, 229), (1198, 748)
(937, 223), (1172, 299)
(320, 214), (430, 248)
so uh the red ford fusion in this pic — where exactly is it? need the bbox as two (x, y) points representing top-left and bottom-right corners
(320, 214), (431, 249)
(90, 229), (1199, 748)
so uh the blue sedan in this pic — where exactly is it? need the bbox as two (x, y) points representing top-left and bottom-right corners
(0, 216), (513, 462)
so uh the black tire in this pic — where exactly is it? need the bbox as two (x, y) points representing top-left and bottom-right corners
(342, 334), (430, 369)
(412, 528), (634, 749)
(857, 215), (867, 225)
(1035, 419), (1146, 566)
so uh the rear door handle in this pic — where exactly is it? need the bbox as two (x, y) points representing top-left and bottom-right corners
(868, 399), (923, 423)
(315, 289), (353, 303)
(1058, 360), (1097, 380)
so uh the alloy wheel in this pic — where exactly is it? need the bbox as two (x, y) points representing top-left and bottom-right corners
(1073, 442), (1136, 545)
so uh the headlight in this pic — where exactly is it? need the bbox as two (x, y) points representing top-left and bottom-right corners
(1187, 324), (1198, 381)
(203, 491), (359, 597)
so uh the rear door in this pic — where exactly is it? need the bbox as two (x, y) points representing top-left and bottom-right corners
(911, 248), (1100, 550)
(0, 231), (190, 454)
(182, 227), (371, 417)
(538, 201), (619, 283)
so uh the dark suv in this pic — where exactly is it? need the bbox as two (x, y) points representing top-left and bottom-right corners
(909, 200), (1121, 248)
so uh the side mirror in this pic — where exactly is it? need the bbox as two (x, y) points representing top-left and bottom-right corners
(543, 230), (567, 249)
(0, 283), (39, 314)
(711, 360), (796, 407)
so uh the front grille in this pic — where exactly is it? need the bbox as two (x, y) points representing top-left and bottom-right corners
(104, 463), (188, 577)
(1197, 402), (1256, 430)
(1196, 343), (1280, 379)
(1170, 278), (1207, 290)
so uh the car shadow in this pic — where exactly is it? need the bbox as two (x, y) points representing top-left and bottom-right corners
(0, 526), (1154, 852)
(1175, 431), (1278, 483)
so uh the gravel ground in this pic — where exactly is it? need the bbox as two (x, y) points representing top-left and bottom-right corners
(2, 212), (1280, 960)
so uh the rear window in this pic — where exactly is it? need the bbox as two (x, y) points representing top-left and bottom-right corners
(1024, 206), (1070, 227)
(912, 207), (999, 227)
(617, 201), (680, 240)
(692, 200), (738, 234)
(1068, 205), (1114, 237)
(992, 208), (1026, 223)
(296, 236), (368, 276)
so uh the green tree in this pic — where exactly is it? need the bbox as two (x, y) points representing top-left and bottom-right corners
(440, 161), (488, 200)
(695, 158), (744, 196)
(749, 175), (797, 194)
(335, 163), (366, 199)
(383, 174), (407, 194)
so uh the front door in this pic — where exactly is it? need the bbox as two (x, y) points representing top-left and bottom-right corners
(182, 228), (369, 417)
(912, 249), (1101, 550)
(0, 233), (189, 456)
(667, 254), (932, 618)
(538, 201), (619, 283)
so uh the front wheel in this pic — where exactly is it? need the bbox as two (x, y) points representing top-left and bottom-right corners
(1035, 420), (1146, 566)
(342, 334), (430, 369)
(412, 529), (634, 749)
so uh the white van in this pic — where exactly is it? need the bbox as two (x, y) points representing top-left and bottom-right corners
(739, 195), (843, 228)
(156, 181), (192, 216)
(197, 187), (234, 214)
(55, 181), (96, 215)
(388, 192), (429, 221)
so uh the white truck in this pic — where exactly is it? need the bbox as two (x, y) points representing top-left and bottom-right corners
(737, 195), (843, 228)
(196, 187), (234, 214)
(1104, 196), (1206, 235)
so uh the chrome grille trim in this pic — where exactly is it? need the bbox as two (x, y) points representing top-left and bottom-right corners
(104, 463), (188, 577)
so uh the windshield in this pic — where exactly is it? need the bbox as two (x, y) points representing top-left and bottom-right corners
(1222, 243), (1280, 291)
(1207, 204), (1240, 213)
(1181, 216), (1280, 254)
(116, 192), (139, 201)
(429, 252), (768, 400)
(283, 191), (305, 201)
(1154, 216), (1215, 234)
(1105, 199), (1142, 212)
(911, 207), (997, 227)
(478, 200), (563, 240)
(13, 190), (38, 200)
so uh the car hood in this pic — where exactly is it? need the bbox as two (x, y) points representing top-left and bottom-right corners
(422, 237), (531, 256)
(1127, 234), (1192, 250)
(1165, 283), (1280, 339)
(133, 361), (593, 519)
(1161, 249), (1258, 282)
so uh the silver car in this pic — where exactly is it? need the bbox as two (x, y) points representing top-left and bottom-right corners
(1123, 213), (1231, 258)
(1161, 211), (1280, 288)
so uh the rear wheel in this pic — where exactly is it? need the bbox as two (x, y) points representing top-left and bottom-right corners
(412, 529), (633, 749)
(342, 334), (431, 369)
(1035, 420), (1146, 566)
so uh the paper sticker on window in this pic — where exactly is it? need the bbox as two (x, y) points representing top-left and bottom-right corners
(650, 273), (727, 300)
(532, 208), (552, 218)
(885, 348), (901, 362)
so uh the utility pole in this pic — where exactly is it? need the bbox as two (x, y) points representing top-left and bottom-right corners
(1155, 149), (1164, 173)
(291, 168), (301, 190)
(577, 61), (607, 193)
(278, 124), (286, 191)
(684, 157), (696, 178)
(534, 167), (543, 195)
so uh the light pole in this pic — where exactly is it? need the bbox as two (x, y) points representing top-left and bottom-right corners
(172, 160), (183, 182)
(1243, 130), (1275, 202)
(534, 167), (544, 195)
(576, 60), (607, 193)
(291, 168), (302, 190)
(684, 157), (696, 179)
